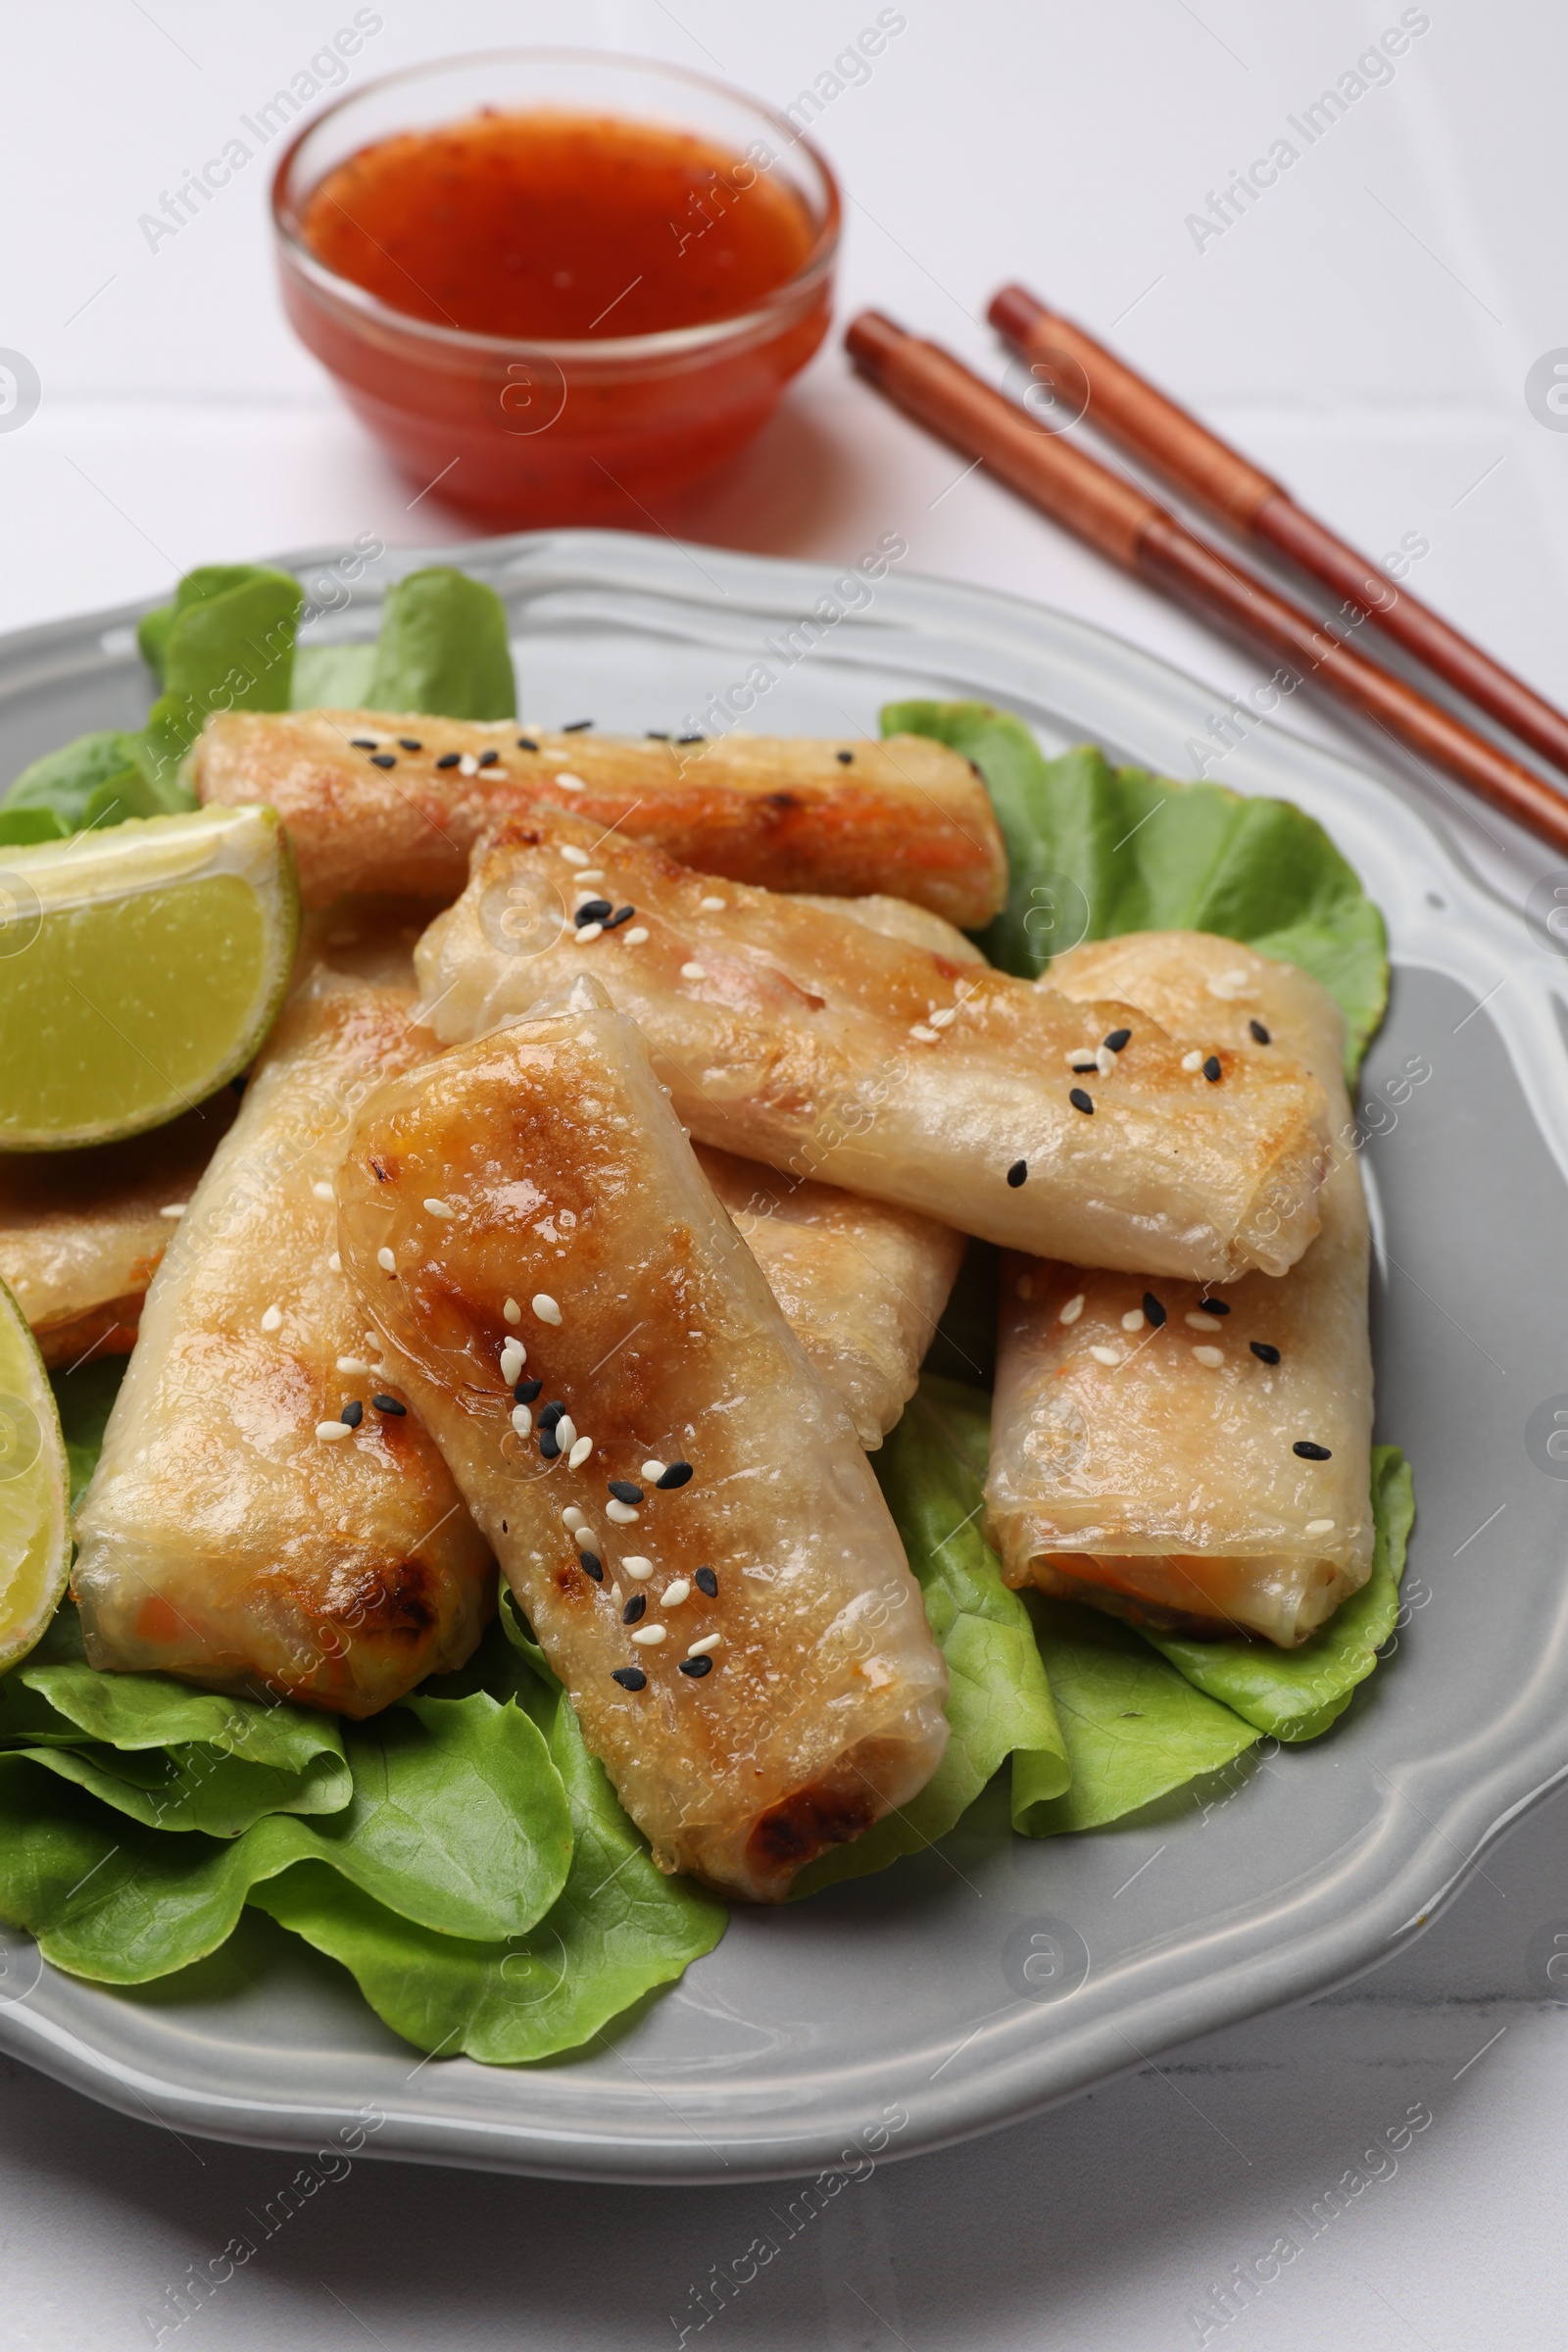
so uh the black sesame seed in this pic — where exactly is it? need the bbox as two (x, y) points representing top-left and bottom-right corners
(675, 732), (707, 744)
(350, 737), (377, 750)
(657, 1462), (693, 1490)
(398, 737), (422, 751)
(369, 753), (396, 769)
(1006, 1158), (1028, 1188)
(1249, 1019), (1271, 1045)
(563, 718), (594, 732)
(1071, 1060), (1099, 1074)
(574, 899), (613, 926)
(836, 749), (854, 763)
(514, 1377), (542, 1403)
(1103, 1028), (1132, 1053)
(622, 1593), (647, 1625)
(538, 1429), (561, 1460)
(695, 1565), (718, 1596)
(601, 905), (636, 930)
(579, 1551), (604, 1582)
(478, 749), (500, 766)
(609, 1480), (644, 1505)
(1198, 1297), (1230, 1314)
(516, 736), (539, 752)
(435, 752), (461, 769)
(678, 1655), (714, 1678)
(1142, 1293), (1167, 1329)
(539, 1400), (565, 1429)
(372, 1394), (406, 1415)
(1202, 1055), (1222, 1082)
(1294, 1440), (1332, 1461)
(612, 1666), (647, 1690)
(1250, 1342), (1281, 1364)
(645, 729), (670, 740)
(339, 1398), (363, 1428)
(1070, 1087), (1095, 1114)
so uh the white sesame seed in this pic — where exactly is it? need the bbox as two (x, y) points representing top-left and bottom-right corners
(554, 771), (585, 792)
(929, 1006), (957, 1029)
(661, 1579), (691, 1607)
(1192, 1345), (1225, 1368)
(327, 1252), (343, 1274)
(503, 1297), (521, 1325)
(607, 1498), (640, 1525)
(1089, 1345), (1120, 1367)
(563, 1505), (586, 1530)
(499, 1340), (524, 1384)
(1181, 1049), (1204, 1073)
(909, 1024), (940, 1043)
(699, 895), (726, 910)
(641, 1458), (667, 1481)
(376, 1248), (396, 1273)
(316, 1419), (352, 1442)
(1058, 1294), (1085, 1326)
(555, 1414), (578, 1451)
(312, 1181), (335, 1202)
(260, 1304), (282, 1332)
(336, 1356), (371, 1376)
(681, 961), (707, 980)
(1063, 1048), (1097, 1067)
(532, 1294), (563, 1325)
(561, 844), (589, 866)
(572, 1526), (597, 1549)
(568, 1435), (593, 1469)
(512, 1404), (533, 1438)
(458, 753), (478, 777)
(686, 1633), (721, 1657)
(158, 1201), (187, 1219)
(1185, 1311), (1224, 1331)
(574, 922), (604, 944)
(1097, 1046), (1115, 1077)
(1121, 1309), (1145, 1332)
(574, 870), (604, 887)
(423, 1197), (455, 1218)
(621, 927), (649, 946)
(629, 1624), (666, 1646)
(622, 1556), (653, 1581)
(1304, 1518), (1337, 1537)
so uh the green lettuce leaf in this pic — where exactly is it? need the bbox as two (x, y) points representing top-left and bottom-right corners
(133, 566), (304, 805)
(2, 731), (158, 837)
(252, 1606), (725, 2061)
(290, 642), (378, 710)
(12, 1738), (351, 1837)
(365, 567), (516, 720)
(1141, 1446), (1415, 1740)
(0, 1691), (571, 1982)
(792, 1377), (1068, 1894)
(882, 703), (1388, 1078)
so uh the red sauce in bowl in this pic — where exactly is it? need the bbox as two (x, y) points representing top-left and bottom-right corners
(301, 111), (817, 339)
(275, 99), (837, 527)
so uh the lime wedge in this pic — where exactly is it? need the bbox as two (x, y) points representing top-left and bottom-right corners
(0, 806), (299, 1149)
(0, 1276), (71, 1674)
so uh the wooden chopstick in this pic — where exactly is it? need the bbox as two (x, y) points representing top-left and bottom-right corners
(846, 309), (1568, 858)
(990, 282), (1568, 789)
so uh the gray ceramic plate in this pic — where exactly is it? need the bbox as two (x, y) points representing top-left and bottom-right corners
(2, 530), (1564, 2184)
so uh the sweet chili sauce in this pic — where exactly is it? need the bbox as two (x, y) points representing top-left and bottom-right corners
(282, 109), (835, 526)
(302, 110), (817, 338)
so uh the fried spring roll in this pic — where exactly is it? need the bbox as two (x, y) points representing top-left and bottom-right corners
(415, 813), (1331, 1281)
(0, 1100), (237, 1367)
(696, 1146), (964, 1448)
(194, 711), (1007, 927)
(72, 974), (494, 1714)
(987, 933), (1373, 1646)
(335, 983), (949, 1900)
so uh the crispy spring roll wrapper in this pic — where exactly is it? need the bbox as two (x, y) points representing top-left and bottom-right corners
(194, 711), (1007, 927)
(415, 813), (1331, 1281)
(334, 984), (950, 1901)
(790, 893), (988, 964)
(987, 932), (1373, 1647)
(0, 1100), (237, 1367)
(695, 1146), (965, 1448)
(72, 975), (495, 1715)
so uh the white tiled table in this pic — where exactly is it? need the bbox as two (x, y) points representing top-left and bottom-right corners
(4, 5), (1565, 2345)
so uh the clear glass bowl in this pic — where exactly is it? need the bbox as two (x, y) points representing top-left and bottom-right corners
(271, 49), (840, 528)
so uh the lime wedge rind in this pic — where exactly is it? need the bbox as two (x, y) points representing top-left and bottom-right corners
(0, 1277), (72, 1678)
